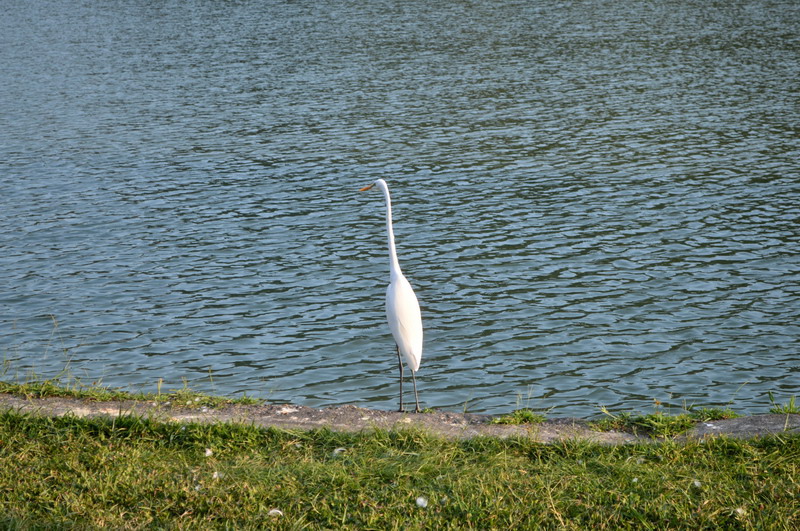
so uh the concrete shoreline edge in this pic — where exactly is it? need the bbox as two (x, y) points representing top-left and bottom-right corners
(1, 393), (798, 444)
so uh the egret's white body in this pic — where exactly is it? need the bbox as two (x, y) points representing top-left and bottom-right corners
(360, 179), (423, 412)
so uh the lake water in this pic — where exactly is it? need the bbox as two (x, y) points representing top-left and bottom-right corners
(1, 0), (798, 417)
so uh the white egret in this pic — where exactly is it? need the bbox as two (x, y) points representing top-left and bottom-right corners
(360, 178), (423, 413)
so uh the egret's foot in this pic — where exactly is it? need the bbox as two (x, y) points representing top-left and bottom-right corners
(414, 407), (421, 414)
(398, 407), (406, 413)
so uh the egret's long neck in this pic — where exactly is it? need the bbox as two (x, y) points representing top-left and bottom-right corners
(379, 182), (403, 279)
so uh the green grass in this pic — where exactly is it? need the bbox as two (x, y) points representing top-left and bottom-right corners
(769, 392), (800, 414)
(0, 411), (798, 529)
(0, 377), (798, 527)
(590, 405), (741, 438)
(491, 408), (547, 425)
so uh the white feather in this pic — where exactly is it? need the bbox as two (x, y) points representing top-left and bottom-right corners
(386, 273), (422, 372)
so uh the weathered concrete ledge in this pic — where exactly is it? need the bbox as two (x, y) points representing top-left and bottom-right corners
(1, 393), (798, 443)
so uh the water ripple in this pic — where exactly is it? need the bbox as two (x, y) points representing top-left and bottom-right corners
(1, 0), (798, 416)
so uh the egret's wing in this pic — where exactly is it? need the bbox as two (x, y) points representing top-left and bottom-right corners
(386, 275), (423, 372)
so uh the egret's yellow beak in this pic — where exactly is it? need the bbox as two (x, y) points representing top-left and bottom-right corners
(359, 183), (375, 192)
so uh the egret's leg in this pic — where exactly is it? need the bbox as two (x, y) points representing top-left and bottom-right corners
(411, 370), (421, 413)
(396, 345), (405, 413)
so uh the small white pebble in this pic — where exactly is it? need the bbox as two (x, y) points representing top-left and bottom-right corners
(632, 478), (639, 483)
(205, 448), (213, 457)
(212, 471), (220, 480)
(194, 397), (200, 402)
(693, 479), (702, 488)
(268, 509), (283, 517)
(333, 447), (346, 456)
(416, 496), (428, 508)
(736, 507), (746, 516)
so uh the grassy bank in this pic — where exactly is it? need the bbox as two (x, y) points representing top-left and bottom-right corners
(1, 409), (798, 529)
